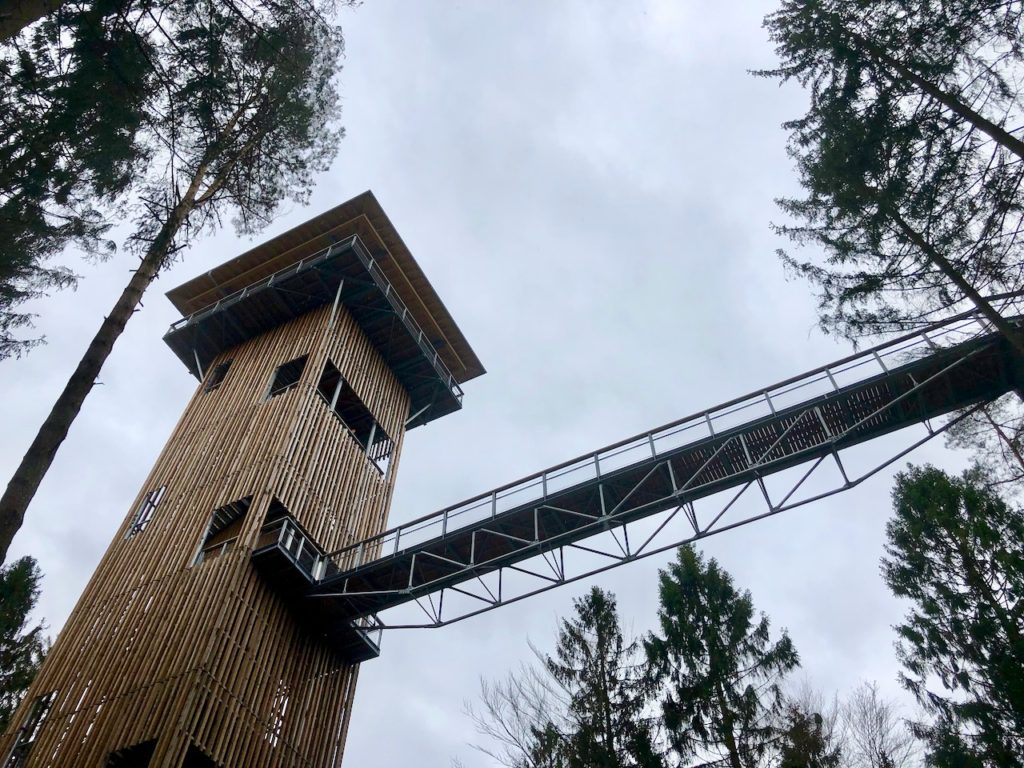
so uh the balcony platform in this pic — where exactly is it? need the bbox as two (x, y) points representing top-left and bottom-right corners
(251, 519), (381, 664)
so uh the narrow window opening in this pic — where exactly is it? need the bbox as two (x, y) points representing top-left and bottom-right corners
(265, 680), (290, 747)
(125, 486), (166, 540)
(316, 360), (342, 406)
(266, 355), (308, 399)
(203, 359), (232, 393)
(180, 744), (217, 768)
(315, 361), (395, 475)
(366, 424), (394, 476)
(6, 690), (56, 766)
(193, 497), (251, 566)
(104, 739), (157, 767)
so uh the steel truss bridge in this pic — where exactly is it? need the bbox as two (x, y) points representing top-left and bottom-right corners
(255, 304), (1024, 641)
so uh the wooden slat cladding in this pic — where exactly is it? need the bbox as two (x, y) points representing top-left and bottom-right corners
(1, 301), (410, 767)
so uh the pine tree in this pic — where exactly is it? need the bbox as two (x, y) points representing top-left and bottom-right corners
(0, 1), (346, 562)
(0, 556), (47, 732)
(645, 545), (799, 768)
(883, 465), (1024, 766)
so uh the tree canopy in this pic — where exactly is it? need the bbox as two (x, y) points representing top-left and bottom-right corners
(883, 465), (1024, 766)
(0, 0), (351, 359)
(759, 0), (1024, 351)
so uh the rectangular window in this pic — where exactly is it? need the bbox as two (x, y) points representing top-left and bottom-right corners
(316, 361), (394, 475)
(203, 359), (232, 393)
(125, 486), (166, 540)
(266, 356), (308, 399)
(193, 497), (252, 566)
(5, 690), (56, 766)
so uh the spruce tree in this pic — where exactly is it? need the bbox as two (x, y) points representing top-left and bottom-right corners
(0, 0), (156, 358)
(467, 587), (661, 768)
(544, 588), (661, 768)
(883, 466), (1024, 766)
(777, 705), (842, 768)
(645, 545), (799, 768)
(758, 0), (1024, 353)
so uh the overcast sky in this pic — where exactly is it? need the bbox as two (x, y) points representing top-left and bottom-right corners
(1, 2), (974, 765)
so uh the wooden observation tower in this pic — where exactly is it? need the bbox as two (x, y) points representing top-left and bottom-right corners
(1, 192), (484, 767)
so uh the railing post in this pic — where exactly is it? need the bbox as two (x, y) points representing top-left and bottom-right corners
(871, 350), (889, 373)
(825, 368), (840, 392)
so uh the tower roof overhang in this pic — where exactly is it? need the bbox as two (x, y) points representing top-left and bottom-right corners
(162, 191), (485, 428)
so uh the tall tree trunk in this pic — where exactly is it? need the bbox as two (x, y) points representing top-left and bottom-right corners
(715, 683), (743, 768)
(885, 209), (1024, 358)
(0, 196), (195, 562)
(0, 0), (64, 41)
(595, 632), (615, 762)
(847, 28), (1024, 163)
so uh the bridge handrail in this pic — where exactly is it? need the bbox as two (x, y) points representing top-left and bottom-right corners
(323, 298), (1024, 568)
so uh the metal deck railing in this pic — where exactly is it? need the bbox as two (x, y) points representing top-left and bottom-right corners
(166, 235), (464, 406)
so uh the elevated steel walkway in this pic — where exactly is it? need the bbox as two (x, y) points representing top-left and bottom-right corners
(278, 308), (1022, 631)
